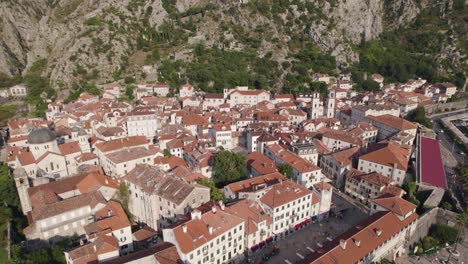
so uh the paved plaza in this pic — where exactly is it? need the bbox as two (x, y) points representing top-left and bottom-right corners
(248, 194), (368, 264)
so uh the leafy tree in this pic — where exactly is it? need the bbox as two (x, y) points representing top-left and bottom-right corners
(117, 183), (131, 220)
(125, 86), (134, 100)
(308, 82), (328, 97)
(64, 82), (102, 103)
(163, 149), (172, 157)
(212, 151), (247, 187)
(406, 106), (432, 128)
(440, 201), (453, 210)
(11, 239), (69, 264)
(197, 179), (226, 202)
(0, 165), (27, 239)
(429, 224), (458, 245)
(278, 164), (294, 180)
(124, 76), (135, 84)
(422, 236), (439, 250)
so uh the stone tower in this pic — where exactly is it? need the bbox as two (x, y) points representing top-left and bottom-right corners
(325, 90), (336, 118)
(13, 168), (31, 214)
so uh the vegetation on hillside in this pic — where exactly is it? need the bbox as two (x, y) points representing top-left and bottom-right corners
(354, 0), (466, 89)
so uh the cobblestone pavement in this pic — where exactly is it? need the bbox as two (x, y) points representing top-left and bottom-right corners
(248, 194), (368, 264)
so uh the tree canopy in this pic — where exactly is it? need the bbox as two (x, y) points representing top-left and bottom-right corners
(405, 106), (432, 128)
(212, 151), (247, 187)
(278, 164), (295, 181)
(197, 179), (226, 202)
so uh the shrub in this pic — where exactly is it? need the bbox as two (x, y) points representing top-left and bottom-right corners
(429, 224), (458, 245)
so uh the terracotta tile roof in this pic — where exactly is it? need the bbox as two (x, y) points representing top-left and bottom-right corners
(154, 156), (188, 170)
(260, 179), (312, 208)
(346, 170), (394, 187)
(359, 142), (409, 170)
(367, 114), (417, 131)
(29, 191), (106, 222)
(246, 152), (278, 175)
(313, 139), (330, 155)
(328, 146), (360, 167)
(322, 130), (366, 146)
(75, 152), (98, 163)
(58, 141), (81, 155)
(95, 136), (148, 153)
(275, 94), (295, 100)
(17, 150), (35, 165)
(372, 194), (417, 217)
(123, 165), (207, 205)
(133, 226), (157, 241)
(298, 211), (418, 264)
(65, 241), (99, 264)
(225, 199), (272, 235)
(380, 185), (405, 197)
(166, 138), (184, 149)
(314, 181), (333, 191)
(85, 200), (130, 238)
(105, 147), (155, 163)
(266, 144), (321, 173)
(231, 89), (268, 96)
(99, 242), (181, 264)
(76, 173), (118, 193)
(204, 93), (224, 99)
(169, 203), (244, 254)
(182, 115), (209, 126)
(225, 172), (287, 195)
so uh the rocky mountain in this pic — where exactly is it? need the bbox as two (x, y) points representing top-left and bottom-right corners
(0, 0), (465, 95)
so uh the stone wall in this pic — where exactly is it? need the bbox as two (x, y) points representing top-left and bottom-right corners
(424, 100), (468, 115)
(408, 208), (459, 246)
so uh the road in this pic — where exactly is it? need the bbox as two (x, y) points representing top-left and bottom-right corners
(430, 109), (467, 165)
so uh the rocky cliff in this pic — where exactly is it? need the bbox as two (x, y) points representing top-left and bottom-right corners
(0, 0), (436, 89)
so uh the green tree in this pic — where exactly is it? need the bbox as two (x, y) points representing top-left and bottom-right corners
(406, 106), (432, 128)
(212, 151), (247, 187)
(125, 86), (134, 100)
(278, 164), (295, 180)
(429, 224), (458, 245)
(163, 149), (172, 157)
(117, 183), (131, 220)
(0, 165), (27, 241)
(197, 179), (226, 202)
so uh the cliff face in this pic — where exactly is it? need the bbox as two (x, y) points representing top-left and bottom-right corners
(0, 0), (422, 87)
(309, 0), (421, 64)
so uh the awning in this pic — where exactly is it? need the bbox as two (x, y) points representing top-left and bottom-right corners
(250, 245), (259, 251)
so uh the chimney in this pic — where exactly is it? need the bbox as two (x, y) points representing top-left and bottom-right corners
(375, 228), (382, 236)
(182, 224), (187, 233)
(107, 209), (113, 217)
(218, 200), (225, 210)
(353, 238), (361, 247)
(208, 225), (214, 234)
(211, 206), (217, 214)
(339, 239), (347, 250)
(191, 209), (201, 220)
